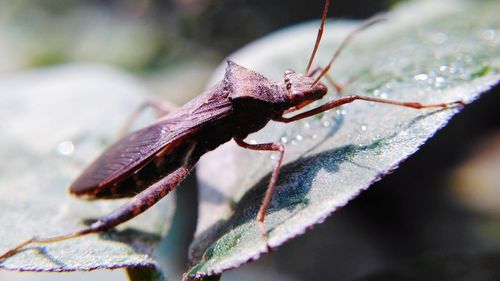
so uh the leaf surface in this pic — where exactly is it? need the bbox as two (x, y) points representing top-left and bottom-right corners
(188, 0), (500, 279)
(0, 65), (172, 280)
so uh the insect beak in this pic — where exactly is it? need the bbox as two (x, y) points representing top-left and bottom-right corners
(295, 100), (315, 110)
(284, 100), (315, 114)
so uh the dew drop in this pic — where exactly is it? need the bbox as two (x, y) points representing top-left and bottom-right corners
(482, 29), (496, 41)
(360, 124), (368, 131)
(434, 76), (445, 87)
(322, 120), (331, 127)
(439, 65), (448, 72)
(380, 93), (388, 99)
(249, 139), (257, 145)
(414, 74), (429, 81)
(281, 136), (288, 144)
(56, 140), (75, 156)
(295, 135), (303, 141)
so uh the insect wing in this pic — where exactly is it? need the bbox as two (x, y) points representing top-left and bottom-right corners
(70, 91), (232, 197)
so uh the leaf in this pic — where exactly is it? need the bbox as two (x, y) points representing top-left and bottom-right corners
(127, 265), (166, 281)
(0, 64), (173, 279)
(188, 0), (500, 279)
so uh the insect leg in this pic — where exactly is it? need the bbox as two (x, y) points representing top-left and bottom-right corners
(0, 161), (195, 260)
(234, 138), (284, 245)
(119, 98), (177, 137)
(307, 66), (344, 93)
(276, 95), (465, 123)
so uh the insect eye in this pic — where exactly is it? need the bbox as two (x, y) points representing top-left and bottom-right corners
(292, 90), (304, 101)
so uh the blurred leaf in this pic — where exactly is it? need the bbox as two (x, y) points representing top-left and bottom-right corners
(188, 0), (500, 279)
(0, 64), (173, 279)
(127, 265), (166, 281)
(0, 2), (161, 71)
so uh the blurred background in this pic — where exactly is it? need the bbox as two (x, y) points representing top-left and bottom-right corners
(0, 0), (390, 104)
(0, 0), (499, 280)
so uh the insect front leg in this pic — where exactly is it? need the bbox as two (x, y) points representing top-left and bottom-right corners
(234, 138), (284, 247)
(276, 95), (465, 123)
(0, 161), (195, 261)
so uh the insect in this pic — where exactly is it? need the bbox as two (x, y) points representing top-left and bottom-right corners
(0, 0), (463, 259)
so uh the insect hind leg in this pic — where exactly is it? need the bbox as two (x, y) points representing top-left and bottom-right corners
(0, 228), (95, 260)
(0, 161), (195, 261)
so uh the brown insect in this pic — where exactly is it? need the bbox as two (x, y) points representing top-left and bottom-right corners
(0, 0), (463, 259)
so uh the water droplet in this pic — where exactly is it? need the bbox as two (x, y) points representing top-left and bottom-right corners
(380, 93), (388, 99)
(249, 139), (257, 145)
(270, 154), (276, 160)
(280, 136), (288, 144)
(56, 140), (75, 156)
(322, 120), (331, 127)
(303, 122), (311, 129)
(439, 65), (448, 72)
(360, 124), (367, 131)
(434, 76), (445, 87)
(482, 29), (496, 41)
(311, 134), (318, 140)
(414, 74), (429, 81)
(295, 135), (303, 141)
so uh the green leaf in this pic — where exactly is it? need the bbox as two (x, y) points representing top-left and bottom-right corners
(0, 65), (173, 279)
(188, 0), (500, 279)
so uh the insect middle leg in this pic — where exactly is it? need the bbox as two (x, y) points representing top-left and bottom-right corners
(0, 161), (195, 260)
(276, 95), (465, 123)
(119, 97), (177, 137)
(234, 138), (284, 245)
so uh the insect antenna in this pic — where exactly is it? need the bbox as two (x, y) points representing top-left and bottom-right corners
(311, 16), (386, 87)
(305, 0), (330, 75)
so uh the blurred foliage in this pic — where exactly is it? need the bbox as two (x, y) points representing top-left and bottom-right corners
(0, 0), (392, 72)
